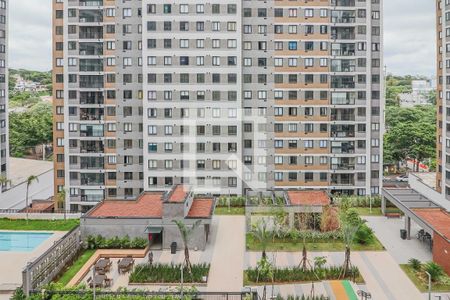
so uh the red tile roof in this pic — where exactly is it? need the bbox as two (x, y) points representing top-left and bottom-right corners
(22, 201), (54, 213)
(412, 208), (450, 240)
(168, 185), (189, 203)
(287, 190), (330, 206)
(88, 193), (164, 218)
(187, 199), (214, 218)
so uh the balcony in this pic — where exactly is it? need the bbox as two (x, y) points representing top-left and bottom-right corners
(331, 11), (356, 23)
(331, 59), (356, 72)
(80, 108), (104, 121)
(331, 28), (355, 40)
(79, 27), (103, 39)
(331, 43), (355, 56)
(79, 59), (103, 72)
(80, 75), (104, 88)
(80, 173), (105, 186)
(80, 141), (104, 153)
(80, 92), (104, 104)
(331, 141), (355, 154)
(331, 174), (355, 186)
(80, 124), (104, 137)
(331, 108), (355, 121)
(80, 0), (103, 6)
(331, 0), (355, 7)
(331, 76), (355, 89)
(331, 158), (356, 170)
(331, 125), (355, 138)
(80, 157), (104, 169)
(79, 10), (103, 23)
(331, 92), (356, 105)
(79, 42), (103, 56)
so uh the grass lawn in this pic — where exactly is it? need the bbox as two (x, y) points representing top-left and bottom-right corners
(0, 218), (80, 231)
(354, 207), (383, 216)
(246, 234), (384, 252)
(57, 250), (96, 286)
(400, 265), (450, 292)
(215, 206), (245, 215)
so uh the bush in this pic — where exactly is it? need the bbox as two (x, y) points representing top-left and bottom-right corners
(246, 265), (360, 283)
(423, 262), (445, 282)
(408, 258), (422, 271)
(86, 235), (147, 249)
(217, 196), (245, 207)
(129, 263), (210, 283)
(354, 224), (374, 245)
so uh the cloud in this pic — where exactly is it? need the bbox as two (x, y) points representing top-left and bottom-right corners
(9, 0), (52, 71)
(8, 0), (437, 76)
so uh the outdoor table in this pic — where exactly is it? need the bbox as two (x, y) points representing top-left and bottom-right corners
(118, 257), (134, 273)
(91, 275), (106, 288)
(95, 259), (109, 271)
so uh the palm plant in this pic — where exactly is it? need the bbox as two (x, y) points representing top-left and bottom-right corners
(56, 189), (67, 220)
(0, 175), (11, 191)
(250, 218), (273, 259)
(408, 258), (422, 271)
(340, 223), (359, 279)
(172, 219), (202, 273)
(423, 262), (444, 282)
(25, 175), (39, 223)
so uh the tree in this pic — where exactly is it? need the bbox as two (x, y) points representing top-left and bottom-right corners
(0, 175), (11, 191)
(56, 189), (67, 220)
(172, 219), (202, 273)
(250, 219), (272, 260)
(340, 223), (360, 279)
(25, 175), (39, 223)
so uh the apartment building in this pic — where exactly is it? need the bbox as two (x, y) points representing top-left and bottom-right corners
(0, 0), (8, 192)
(53, 0), (383, 211)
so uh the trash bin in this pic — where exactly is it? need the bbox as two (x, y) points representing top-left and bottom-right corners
(170, 242), (177, 254)
(400, 229), (407, 240)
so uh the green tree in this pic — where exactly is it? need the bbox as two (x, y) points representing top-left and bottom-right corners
(250, 219), (273, 259)
(56, 189), (67, 220)
(172, 219), (202, 273)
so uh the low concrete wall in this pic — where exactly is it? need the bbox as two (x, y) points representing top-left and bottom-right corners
(409, 174), (450, 212)
(163, 224), (207, 251)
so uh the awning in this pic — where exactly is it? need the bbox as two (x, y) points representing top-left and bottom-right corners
(144, 226), (163, 234)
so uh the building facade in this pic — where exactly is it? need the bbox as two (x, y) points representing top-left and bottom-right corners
(0, 0), (8, 192)
(53, 0), (383, 211)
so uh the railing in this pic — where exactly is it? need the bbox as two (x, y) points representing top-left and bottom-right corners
(23, 227), (82, 296)
(29, 290), (259, 300)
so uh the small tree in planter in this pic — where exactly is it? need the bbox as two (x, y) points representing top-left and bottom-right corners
(172, 219), (202, 274)
(250, 218), (273, 259)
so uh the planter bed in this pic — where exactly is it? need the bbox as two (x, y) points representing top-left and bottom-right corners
(129, 263), (210, 284)
(244, 266), (363, 285)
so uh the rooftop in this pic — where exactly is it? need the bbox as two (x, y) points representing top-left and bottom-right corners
(287, 190), (330, 206)
(9, 158), (52, 186)
(411, 172), (436, 190)
(187, 199), (215, 218)
(412, 208), (450, 241)
(21, 200), (54, 213)
(167, 185), (189, 203)
(88, 193), (164, 218)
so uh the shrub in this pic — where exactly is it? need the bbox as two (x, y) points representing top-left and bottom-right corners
(217, 196), (245, 207)
(354, 224), (374, 245)
(320, 206), (340, 232)
(129, 263), (210, 283)
(408, 258), (422, 271)
(246, 265), (360, 283)
(423, 262), (445, 282)
(86, 235), (147, 249)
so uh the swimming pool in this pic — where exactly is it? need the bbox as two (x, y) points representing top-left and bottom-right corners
(0, 231), (53, 252)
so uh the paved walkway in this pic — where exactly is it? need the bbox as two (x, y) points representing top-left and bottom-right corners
(364, 216), (432, 264)
(247, 250), (423, 300)
(206, 216), (245, 292)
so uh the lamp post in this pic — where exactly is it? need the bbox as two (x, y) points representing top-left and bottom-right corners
(425, 271), (431, 300)
(92, 266), (96, 300)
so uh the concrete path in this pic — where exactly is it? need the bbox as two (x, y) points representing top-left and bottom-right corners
(206, 216), (245, 292)
(364, 216), (432, 264)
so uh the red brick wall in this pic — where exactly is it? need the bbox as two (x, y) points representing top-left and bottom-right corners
(432, 233), (450, 276)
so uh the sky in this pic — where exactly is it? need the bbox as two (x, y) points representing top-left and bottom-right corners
(9, 0), (437, 77)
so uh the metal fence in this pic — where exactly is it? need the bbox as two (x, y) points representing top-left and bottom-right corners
(29, 290), (259, 300)
(22, 226), (82, 296)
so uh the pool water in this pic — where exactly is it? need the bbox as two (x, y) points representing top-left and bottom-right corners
(0, 231), (53, 252)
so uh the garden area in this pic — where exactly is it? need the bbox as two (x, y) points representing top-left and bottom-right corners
(129, 263), (210, 284)
(0, 218), (79, 231)
(400, 259), (450, 292)
(246, 202), (385, 252)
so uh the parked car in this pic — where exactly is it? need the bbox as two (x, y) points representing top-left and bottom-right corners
(396, 175), (408, 182)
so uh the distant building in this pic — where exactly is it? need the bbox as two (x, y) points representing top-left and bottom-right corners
(399, 80), (434, 107)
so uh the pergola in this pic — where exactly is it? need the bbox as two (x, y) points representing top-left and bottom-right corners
(381, 188), (440, 239)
